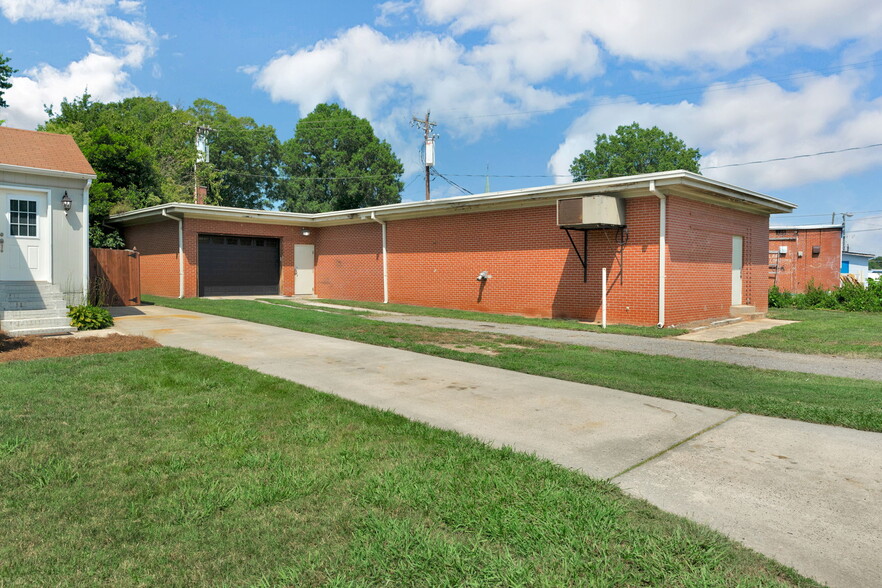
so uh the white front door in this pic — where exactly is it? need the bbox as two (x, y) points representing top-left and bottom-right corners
(295, 244), (315, 295)
(731, 235), (743, 305)
(1, 192), (51, 282)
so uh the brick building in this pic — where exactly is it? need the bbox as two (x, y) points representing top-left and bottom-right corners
(767, 224), (843, 292)
(111, 170), (795, 327)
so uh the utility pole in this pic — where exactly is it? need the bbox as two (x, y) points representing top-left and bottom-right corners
(194, 125), (214, 203)
(411, 112), (437, 200)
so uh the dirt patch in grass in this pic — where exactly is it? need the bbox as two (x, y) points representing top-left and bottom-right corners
(0, 332), (159, 363)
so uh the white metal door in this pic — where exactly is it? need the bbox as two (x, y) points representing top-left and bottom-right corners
(295, 244), (315, 295)
(1, 192), (50, 282)
(732, 235), (743, 305)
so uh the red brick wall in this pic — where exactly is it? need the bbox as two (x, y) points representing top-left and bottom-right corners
(313, 199), (662, 325)
(314, 223), (385, 302)
(768, 227), (841, 292)
(122, 218), (313, 297)
(121, 196), (773, 327)
(666, 196), (770, 325)
(122, 220), (180, 298)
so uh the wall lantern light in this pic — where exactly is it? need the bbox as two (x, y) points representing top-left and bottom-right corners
(61, 191), (73, 215)
(301, 227), (311, 236)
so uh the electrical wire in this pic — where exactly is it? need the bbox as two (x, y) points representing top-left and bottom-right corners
(701, 143), (882, 170)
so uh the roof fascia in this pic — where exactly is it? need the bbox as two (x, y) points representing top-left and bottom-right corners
(0, 162), (96, 181)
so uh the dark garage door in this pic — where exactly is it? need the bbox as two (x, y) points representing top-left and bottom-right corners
(198, 234), (280, 296)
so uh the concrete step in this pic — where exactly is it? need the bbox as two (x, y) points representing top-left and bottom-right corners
(0, 308), (70, 320)
(730, 305), (765, 320)
(1, 325), (77, 337)
(0, 281), (69, 312)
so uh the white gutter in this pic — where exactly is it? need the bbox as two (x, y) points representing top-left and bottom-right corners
(370, 212), (389, 303)
(0, 162), (96, 181)
(162, 210), (184, 298)
(82, 178), (92, 303)
(649, 180), (666, 328)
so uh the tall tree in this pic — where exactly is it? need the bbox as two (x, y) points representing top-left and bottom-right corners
(0, 52), (16, 110)
(190, 99), (282, 209)
(570, 122), (701, 181)
(280, 103), (403, 213)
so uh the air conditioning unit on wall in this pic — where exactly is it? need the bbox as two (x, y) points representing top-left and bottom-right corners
(557, 195), (626, 228)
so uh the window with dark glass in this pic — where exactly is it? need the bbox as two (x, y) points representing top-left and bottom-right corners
(9, 199), (37, 237)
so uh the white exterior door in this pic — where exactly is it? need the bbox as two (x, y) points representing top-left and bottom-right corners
(295, 244), (315, 295)
(1, 192), (50, 282)
(731, 235), (743, 305)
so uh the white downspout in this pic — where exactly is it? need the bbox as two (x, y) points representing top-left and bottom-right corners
(162, 209), (184, 298)
(82, 178), (92, 304)
(649, 180), (666, 327)
(370, 212), (389, 303)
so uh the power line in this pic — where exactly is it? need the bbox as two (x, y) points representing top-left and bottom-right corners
(431, 168), (472, 195)
(702, 142), (882, 170)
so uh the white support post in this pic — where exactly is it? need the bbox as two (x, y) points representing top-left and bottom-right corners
(602, 267), (607, 329)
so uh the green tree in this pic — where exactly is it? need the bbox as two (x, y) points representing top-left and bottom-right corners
(0, 52), (17, 111)
(869, 256), (882, 270)
(570, 122), (701, 181)
(280, 103), (403, 213)
(190, 99), (282, 209)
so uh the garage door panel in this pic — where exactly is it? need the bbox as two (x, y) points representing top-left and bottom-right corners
(198, 235), (280, 296)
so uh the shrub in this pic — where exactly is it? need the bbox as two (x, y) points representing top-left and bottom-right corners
(768, 285), (789, 308)
(68, 305), (114, 330)
(770, 277), (882, 312)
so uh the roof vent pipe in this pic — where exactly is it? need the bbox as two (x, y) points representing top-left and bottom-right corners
(648, 180), (666, 327)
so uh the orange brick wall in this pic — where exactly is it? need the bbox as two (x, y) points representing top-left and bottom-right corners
(122, 196), (772, 326)
(314, 223), (385, 302)
(383, 199), (661, 325)
(123, 218), (314, 297)
(122, 220), (180, 298)
(665, 196), (771, 325)
(768, 227), (842, 292)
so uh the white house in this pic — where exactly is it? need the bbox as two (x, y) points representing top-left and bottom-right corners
(0, 127), (96, 335)
(841, 250), (876, 286)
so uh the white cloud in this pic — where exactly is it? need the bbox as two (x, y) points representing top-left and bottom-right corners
(549, 73), (882, 191)
(1, 52), (137, 128)
(422, 0), (882, 68)
(845, 217), (882, 255)
(375, 0), (415, 27)
(0, 0), (157, 128)
(255, 25), (576, 140)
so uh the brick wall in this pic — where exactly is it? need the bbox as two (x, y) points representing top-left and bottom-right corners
(121, 196), (772, 327)
(768, 227), (841, 292)
(314, 223), (385, 302)
(122, 220), (180, 298)
(122, 218), (313, 297)
(313, 199), (662, 325)
(666, 196), (770, 325)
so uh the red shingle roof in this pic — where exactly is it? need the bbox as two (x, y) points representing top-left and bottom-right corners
(0, 126), (96, 176)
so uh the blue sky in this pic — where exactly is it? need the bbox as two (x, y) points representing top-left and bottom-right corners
(2, 0), (882, 253)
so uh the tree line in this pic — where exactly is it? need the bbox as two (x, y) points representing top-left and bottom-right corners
(36, 95), (404, 245)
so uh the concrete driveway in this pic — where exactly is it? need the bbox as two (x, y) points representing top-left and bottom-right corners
(113, 305), (882, 588)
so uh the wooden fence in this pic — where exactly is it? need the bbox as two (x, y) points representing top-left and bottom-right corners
(89, 248), (141, 306)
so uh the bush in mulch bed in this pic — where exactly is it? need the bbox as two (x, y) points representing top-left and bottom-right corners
(0, 332), (159, 363)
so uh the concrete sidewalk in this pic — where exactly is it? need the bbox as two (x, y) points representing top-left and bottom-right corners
(356, 312), (882, 382)
(112, 305), (882, 588)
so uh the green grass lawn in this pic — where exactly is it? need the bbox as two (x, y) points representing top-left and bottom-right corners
(143, 296), (882, 433)
(0, 348), (815, 586)
(719, 308), (882, 359)
(310, 298), (688, 337)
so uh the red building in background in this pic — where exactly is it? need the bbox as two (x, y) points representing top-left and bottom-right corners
(768, 224), (843, 292)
